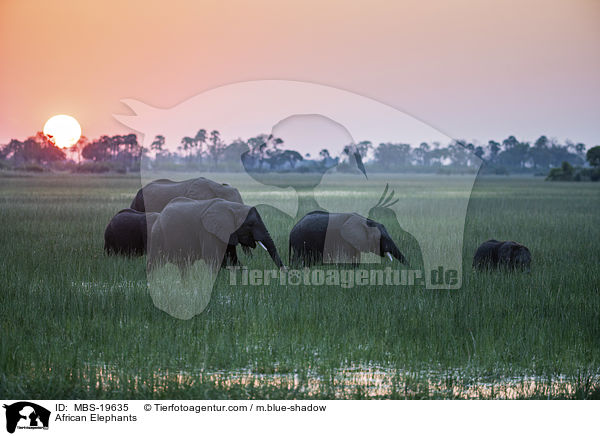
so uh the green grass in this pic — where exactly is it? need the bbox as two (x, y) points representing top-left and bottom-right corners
(0, 172), (599, 399)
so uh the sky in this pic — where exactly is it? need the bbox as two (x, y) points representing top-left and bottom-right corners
(1, 0), (599, 147)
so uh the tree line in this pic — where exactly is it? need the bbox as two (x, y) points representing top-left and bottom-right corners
(1, 129), (598, 176)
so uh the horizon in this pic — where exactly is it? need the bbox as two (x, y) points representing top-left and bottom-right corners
(1, 0), (599, 146)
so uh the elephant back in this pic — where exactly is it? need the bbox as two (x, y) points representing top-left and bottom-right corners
(140, 180), (189, 212)
(185, 178), (244, 204)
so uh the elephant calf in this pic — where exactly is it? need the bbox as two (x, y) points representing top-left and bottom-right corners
(289, 211), (408, 266)
(473, 239), (531, 271)
(104, 209), (159, 256)
(148, 197), (284, 274)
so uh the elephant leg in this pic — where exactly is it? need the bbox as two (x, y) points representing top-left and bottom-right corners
(309, 250), (321, 266)
(289, 246), (303, 267)
(300, 248), (315, 267)
(222, 244), (240, 268)
(241, 245), (253, 257)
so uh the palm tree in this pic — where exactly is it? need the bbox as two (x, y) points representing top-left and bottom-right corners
(180, 136), (194, 159)
(194, 129), (207, 158)
(208, 130), (224, 167)
(151, 135), (165, 152)
(488, 140), (501, 162)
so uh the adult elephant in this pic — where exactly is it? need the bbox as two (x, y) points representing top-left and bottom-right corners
(148, 197), (284, 274)
(289, 211), (408, 266)
(130, 177), (244, 212)
(104, 209), (159, 256)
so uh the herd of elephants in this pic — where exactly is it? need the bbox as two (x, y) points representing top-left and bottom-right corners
(104, 176), (532, 277)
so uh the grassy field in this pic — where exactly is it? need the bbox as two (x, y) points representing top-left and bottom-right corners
(0, 172), (599, 399)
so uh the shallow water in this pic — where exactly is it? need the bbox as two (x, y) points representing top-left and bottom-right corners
(81, 364), (600, 399)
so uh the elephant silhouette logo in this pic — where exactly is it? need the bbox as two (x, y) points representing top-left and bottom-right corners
(115, 80), (482, 318)
(3, 402), (50, 433)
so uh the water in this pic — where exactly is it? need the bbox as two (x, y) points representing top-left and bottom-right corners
(80, 364), (599, 399)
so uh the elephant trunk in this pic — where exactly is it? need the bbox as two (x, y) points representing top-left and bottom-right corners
(390, 245), (408, 265)
(254, 229), (284, 268)
(381, 235), (408, 265)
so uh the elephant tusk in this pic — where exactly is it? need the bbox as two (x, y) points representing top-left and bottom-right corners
(258, 241), (268, 251)
(385, 252), (393, 262)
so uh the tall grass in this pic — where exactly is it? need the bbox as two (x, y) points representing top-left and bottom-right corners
(0, 173), (598, 399)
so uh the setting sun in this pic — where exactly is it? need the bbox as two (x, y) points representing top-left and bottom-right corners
(43, 114), (81, 148)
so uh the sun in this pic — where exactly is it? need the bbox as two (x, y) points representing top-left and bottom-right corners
(43, 114), (82, 148)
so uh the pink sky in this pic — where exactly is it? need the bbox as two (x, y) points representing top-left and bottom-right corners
(1, 0), (599, 146)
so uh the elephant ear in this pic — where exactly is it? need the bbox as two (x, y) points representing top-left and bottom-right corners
(202, 202), (250, 244)
(340, 214), (381, 253)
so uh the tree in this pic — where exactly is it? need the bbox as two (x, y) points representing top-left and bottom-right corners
(3, 133), (66, 165)
(151, 135), (165, 152)
(412, 142), (430, 166)
(374, 143), (412, 170)
(574, 143), (586, 156)
(488, 140), (501, 162)
(82, 136), (111, 161)
(497, 137), (530, 169)
(546, 161), (575, 181)
(587, 146), (600, 167)
(530, 135), (551, 169)
(561, 161), (574, 176)
(70, 135), (88, 163)
(534, 135), (549, 149)
(221, 139), (249, 169)
(355, 140), (372, 158)
(3, 139), (24, 164)
(180, 136), (194, 158)
(319, 149), (331, 160)
(447, 141), (470, 167)
(463, 141), (475, 153)
(474, 146), (485, 160)
(110, 135), (122, 159)
(194, 129), (207, 156)
(268, 149), (303, 170)
(207, 130), (226, 167)
(502, 135), (519, 150)
(123, 133), (139, 154)
(247, 134), (270, 158)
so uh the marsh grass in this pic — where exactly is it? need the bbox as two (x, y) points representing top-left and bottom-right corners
(0, 172), (598, 399)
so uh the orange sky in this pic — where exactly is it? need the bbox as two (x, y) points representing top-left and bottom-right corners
(1, 0), (599, 146)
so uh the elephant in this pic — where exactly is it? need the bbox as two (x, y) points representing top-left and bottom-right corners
(130, 177), (243, 212)
(289, 210), (408, 266)
(148, 197), (284, 274)
(104, 208), (159, 256)
(472, 239), (531, 271)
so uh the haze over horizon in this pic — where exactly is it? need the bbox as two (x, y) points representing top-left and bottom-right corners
(1, 0), (599, 147)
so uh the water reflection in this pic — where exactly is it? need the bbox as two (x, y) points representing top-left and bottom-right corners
(79, 364), (599, 399)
